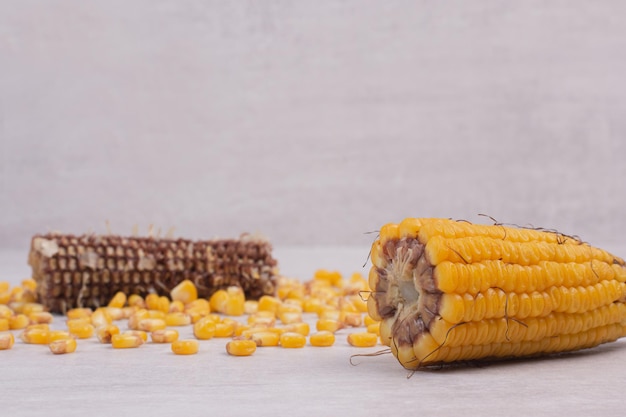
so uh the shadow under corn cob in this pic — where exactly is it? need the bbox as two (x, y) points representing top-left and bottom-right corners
(28, 233), (278, 314)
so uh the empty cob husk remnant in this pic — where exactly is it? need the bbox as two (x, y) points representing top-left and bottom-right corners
(368, 218), (626, 370)
(29, 233), (278, 314)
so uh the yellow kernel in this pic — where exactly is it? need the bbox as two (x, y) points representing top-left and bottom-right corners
(169, 300), (185, 313)
(283, 322), (310, 336)
(280, 332), (306, 348)
(247, 315), (275, 327)
(244, 300), (258, 315)
(122, 330), (148, 342)
(215, 321), (236, 338)
(108, 291), (127, 308)
(49, 330), (73, 342)
(145, 310), (166, 320)
(0, 281), (10, 293)
(225, 296), (245, 316)
(257, 295), (281, 313)
(170, 280), (198, 304)
(278, 311), (302, 324)
(26, 323), (49, 331)
(68, 323), (95, 339)
(121, 306), (137, 319)
(193, 317), (216, 340)
(0, 305), (12, 319)
(9, 314), (29, 330)
(0, 332), (15, 350)
(302, 298), (324, 314)
(347, 332), (378, 347)
(250, 331), (280, 347)
(171, 339), (199, 355)
(20, 328), (50, 344)
(0, 292), (9, 305)
(209, 290), (228, 313)
(151, 329), (179, 343)
(29, 311), (54, 325)
(22, 303), (45, 316)
(185, 299), (210, 314)
(21, 278), (37, 292)
(340, 311), (362, 327)
(309, 331), (335, 347)
(66, 308), (92, 320)
(91, 309), (112, 328)
(111, 334), (144, 349)
(366, 323), (380, 335)
(49, 338), (77, 354)
(319, 309), (340, 321)
(127, 294), (145, 308)
(187, 310), (207, 324)
(145, 293), (160, 310)
(165, 312), (191, 327)
(138, 318), (167, 332)
(0, 318), (8, 331)
(104, 307), (125, 321)
(156, 296), (170, 314)
(363, 315), (379, 327)
(226, 339), (257, 356)
(347, 295), (368, 313)
(96, 325), (120, 343)
(316, 319), (344, 333)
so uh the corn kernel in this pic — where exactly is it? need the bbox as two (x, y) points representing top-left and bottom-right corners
(319, 309), (340, 321)
(165, 312), (191, 327)
(108, 291), (127, 308)
(209, 290), (228, 313)
(244, 300), (258, 315)
(366, 323), (380, 336)
(20, 328), (50, 344)
(226, 339), (257, 356)
(0, 318), (8, 331)
(283, 322), (310, 336)
(302, 298), (324, 314)
(224, 287), (245, 316)
(9, 314), (29, 330)
(66, 308), (92, 320)
(316, 319), (344, 333)
(21, 278), (37, 292)
(170, 280), (198, 304)
(127, 294), (145, 308)
(340, 311), (362, 327)
(0, 292), (9, 305)
(138, 318), (167, 332)
(156, 296), (170, 314)
(68, 323), (95, 339)
(22, 303), (45, 316)
(347, 332), (378, 347)
(171, 339), (199, 355)
(145, 293), (160, 311)
(278, 311), (302, 324)
(49, 338), (77, 354)
(111, 334), (144, 349)
(49, 330), (73, 342)
(122, 330), (148, 342)
(310, 331), (335, 347)
(169, 300), (185, 313)
(0, 305), (12, 319)
(280, 332), (306, 348)
(193, 317), (216, 340)
(151, 329), (179, 343)
(247, 314), (275, 327)
(104, 307), (125, 321)
(0, 332), (15, 350)
(250, 331), (280, 347)
(363, 315), (379, 327)
(214, 320), (236, 338)
(258, 295), (281, 314)
(91, 308), (112, 328)
(0, 281), (9, 293)
(96, 325), (120, 343)
(185, 299), (210, 314)
(29, 311), (54, 325)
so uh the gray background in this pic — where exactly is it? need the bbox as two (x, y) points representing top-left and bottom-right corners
(2, 1), (626, 250)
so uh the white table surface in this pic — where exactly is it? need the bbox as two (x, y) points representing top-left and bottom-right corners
(2, 246), (626, 417)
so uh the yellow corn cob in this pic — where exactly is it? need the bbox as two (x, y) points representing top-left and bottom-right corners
(368, 218), (626, 370)
(28, 233), (278, 313)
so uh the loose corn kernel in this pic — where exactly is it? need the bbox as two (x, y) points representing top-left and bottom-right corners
(138, 318), (167, 332)
(29, 311), (54, 325)
(111, 334), (144, 349)
(319, 309), (340, 321)
(26, 323), (49, 331)
(185, 299), (210, 314)
(214, 320), (237, 338)
(21, 278), (37, 292)
(309, 331), (335, 347)
(244, 300), (258, 315)
(0, 292), (9, 305)
(302, 298), (324, 314)
(108, 291), (127, 308)
(49, 338), (77, 354)
(104, 307), (125, 321)
(209, 290), (228, 313)
(247, 314), (276, 327)
(49, 331), (73, 342)
(127, 310), (148, 330)
(363, 315), (379, 327)
(156, 296), (170, 314)
(0, 332), (15, 350)
(316, 319), (345, 333)
(170, 280), (198, 304)
(340, 311), (362, 327)
(250, 331), (280, 347)
(66, 308), (93, 320)
(22, 303), (45, 316)
(20, 328), (50, 344)
(0, 305), (12, 319)
(127, 294), (145, 308)
(0, 281), (9, 293)
(122, 330), (148, 342)
(96, 325), (120, 343)
(278, 311), (302, 324)
(145, 310), (166, 320)
(151, 329), (179, 343)
(165, 312), (191, 327)
(9, 314), (29, 330)
(121, 306), (137, 319)
(171, 339), (199, 355)
(347, 332), (378, 347)
(145, 293), (160, 310)
(169, 300), (185, 313)
(0, 318), (8, 331)
(224, 287), (245, 316)
(91, 308), (112, 328)
(283, 322), (310, 336)
(280, 332), (306, 348)
(226, 339), (257, 356)
(366, 323), (381, 336)
(68, 323), (95, 339)
(187, 310), (207, 324)
(193, 317), (216, 340)
(258, 295), (281, 314)
(347, 295), (369, 313)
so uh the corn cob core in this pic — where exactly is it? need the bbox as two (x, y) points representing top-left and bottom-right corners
(28, 233), (278, 313)
(368, 218), (626, 369)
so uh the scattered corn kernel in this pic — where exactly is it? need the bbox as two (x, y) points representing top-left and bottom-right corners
(278, 311), (302, 324)
(0, 333), (15, 350)
(340, 311), (362, 327)
(366, 323), (380, 336)
(169, 300), (185, 313)
(127, 294), (145, 308)
(244, 300), (258, 314)
(66, 308), (93, 320)
(0, 305), (12, 319)
(122, 330), (148, 342)
(363, 315), (378, 327)
(29, 311), (54, 324)
(20, 328), (50, 344)
(151, 329), (179, 343)
(280, 332), (306, 348)
(193, 317), (216, 340)
(250, 331), (280, 347)
(316, 319), (344, 333)
(111, 334), (144, 349)
(21, 278), (37, 292)
(49, 331), (73, 342)
(170, 280), (198, 304)
(108, 291), (127, 308)
(165, 312), (191, 327)
(49, 338), (77, 354)
(104, 307), (125, 321)
(22, 303), (45, 316)
(96, 325), (120, 343)
(214, 321), (236, 338)
(9, 314), (29, 330)
(91, 308), (112, 328)
(226, 339), (257, 356)
(145, 293), (160, 311)
(171, 339), (199, 355)
(283, 322), (310, 336)
(138, 318), (167, 332)
(209, 290), (228, 313)
(0, 318), (8, 331)
(257, 295), (281, 313)
(68, 323), (95, 339)
(347, 332), (378, 347)
(310, 331), (335, 347)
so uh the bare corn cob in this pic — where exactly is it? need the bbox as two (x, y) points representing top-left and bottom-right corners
(368, 218), (626, 369)
(28, 233), (278, 314)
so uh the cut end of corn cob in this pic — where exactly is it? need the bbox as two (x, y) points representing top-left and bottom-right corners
(368, 218), (626, 370)
(28, 233), (278, 313)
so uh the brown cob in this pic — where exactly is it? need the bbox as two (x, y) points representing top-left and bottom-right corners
(28, 233), (278, 314)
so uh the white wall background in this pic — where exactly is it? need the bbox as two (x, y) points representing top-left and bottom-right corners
(2, 1), (626, 250)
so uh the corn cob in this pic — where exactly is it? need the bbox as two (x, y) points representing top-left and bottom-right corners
(367, 218), (626, 369)
(28, 233), (278, 314)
